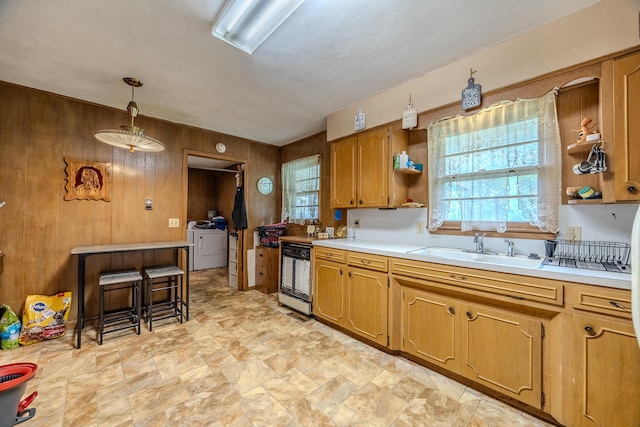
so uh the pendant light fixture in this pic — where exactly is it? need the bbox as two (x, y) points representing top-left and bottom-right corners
(94, 77), (164, 153)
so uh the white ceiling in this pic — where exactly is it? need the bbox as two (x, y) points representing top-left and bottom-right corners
(0, 0), (597, 147)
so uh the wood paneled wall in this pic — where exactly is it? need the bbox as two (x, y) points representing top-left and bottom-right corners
(0, 81), (279, 318)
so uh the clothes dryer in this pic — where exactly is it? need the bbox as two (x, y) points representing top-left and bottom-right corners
(187, 227), (228, 271)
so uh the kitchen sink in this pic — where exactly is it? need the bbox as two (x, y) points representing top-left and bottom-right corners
(406, 246), (543, 269)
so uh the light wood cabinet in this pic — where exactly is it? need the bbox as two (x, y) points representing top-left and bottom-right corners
(399, 282), (542, 409)
(573, 313), (640, 426)
(313, 248), (389, 346)
(612, 50), (640, 201)
(313, 257), (346, 325)
(460, 303), (542, 409)
(570, 284), (640, 426)
(401, 287), (460, 372)
(345, 265), (388, 346)
(330, 127), (409, 208)
(255, 246), (278, 294)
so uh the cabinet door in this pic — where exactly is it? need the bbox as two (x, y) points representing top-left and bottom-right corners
(330, 136), (357, 208)
(255, 247), (277, 294)
(313, 258), (346, 325)
(613, 51), (640, 201)
(460, 303), (542, 409)
(573, 314), (640, 427)
(401, 287), (460, 372)
(357, 128), (389, 207)
(345, 266), (388, 346)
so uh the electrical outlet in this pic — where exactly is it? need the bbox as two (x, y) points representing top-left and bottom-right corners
(567, 225), (581, 241)
(169, 218), (180, 228)
(416, 221), (424, 234)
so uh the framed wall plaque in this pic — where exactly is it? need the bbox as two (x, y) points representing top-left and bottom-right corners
(64, 157), (112, 201)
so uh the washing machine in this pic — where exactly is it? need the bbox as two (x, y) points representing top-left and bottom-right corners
(187, 222), (228, 271)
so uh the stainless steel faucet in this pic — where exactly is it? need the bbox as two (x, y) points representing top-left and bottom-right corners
(504, 238), (515, 257)
(473, 233), (486, 253)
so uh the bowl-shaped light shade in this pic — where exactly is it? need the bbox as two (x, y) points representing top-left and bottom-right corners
(95, 125), (164, 153)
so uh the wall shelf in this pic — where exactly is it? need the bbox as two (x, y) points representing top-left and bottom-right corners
(567, 198), (602, 205)
(567, 140), (600, 155)
(394, 168), (421, 175)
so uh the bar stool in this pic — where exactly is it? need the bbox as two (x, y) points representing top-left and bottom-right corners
(142, 265), (185, 331)
(98, 268), (143, 345)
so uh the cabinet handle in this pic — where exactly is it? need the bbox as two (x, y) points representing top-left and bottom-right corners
(259, 272), (264, 276)
(360, 259), (371, 265)
(627, 185), (637, 193)
(348, 272), (352, 278)
(466, 311), (473, 319)
(350, 200), (354, 205)
(610, 300), (631, 312)
(359, 199), (363, 205)
(448, 307), (455, 315)
(449, 274), (467, 281)
(339, 269), (343, 276)
(259, 253), (263, 257)
(584, 325), (596, 336)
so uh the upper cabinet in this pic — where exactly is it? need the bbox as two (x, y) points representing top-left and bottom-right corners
(330, 126), (410, 208)
(612, 51), (640, 201)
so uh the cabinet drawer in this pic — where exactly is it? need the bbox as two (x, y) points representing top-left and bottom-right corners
(391, 258), (563, 306)
(314, 247), (346, 263)
(573, 285), (632, 319)
(348, 251), (388, 272)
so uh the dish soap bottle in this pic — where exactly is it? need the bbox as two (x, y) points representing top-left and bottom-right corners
(398, 151), (409, 169)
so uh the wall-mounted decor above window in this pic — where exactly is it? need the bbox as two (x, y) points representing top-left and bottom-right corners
(64, 157), (112, 201)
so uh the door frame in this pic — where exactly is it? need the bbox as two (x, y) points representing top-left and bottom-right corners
(183, 149), (248, 290)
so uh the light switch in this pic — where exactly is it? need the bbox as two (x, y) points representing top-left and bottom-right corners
(145, 198), (153, 210)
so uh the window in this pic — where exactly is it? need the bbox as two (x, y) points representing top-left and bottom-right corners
(427, 91), (561, 234)
(281, 154), (321, 224)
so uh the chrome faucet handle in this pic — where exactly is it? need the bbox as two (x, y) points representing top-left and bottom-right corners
(504, 238), (515, 257)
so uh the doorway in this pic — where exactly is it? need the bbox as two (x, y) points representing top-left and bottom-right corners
(183, 149), (247, 291)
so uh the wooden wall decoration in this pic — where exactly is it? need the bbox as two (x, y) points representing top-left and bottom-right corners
(63, 157), (112, 201)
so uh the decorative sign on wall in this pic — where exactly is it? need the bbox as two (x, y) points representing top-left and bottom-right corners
(354, 108), (366, 131)
(461, 69), (482, 111)
(64, 157), (112, 201)
(402, 95), (418, 130)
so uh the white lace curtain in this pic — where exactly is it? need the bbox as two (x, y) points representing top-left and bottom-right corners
(427, 90), (561, 233)
(281, 154), (321, 224)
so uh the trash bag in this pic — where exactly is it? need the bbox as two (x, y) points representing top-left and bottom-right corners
(0, 304), (21, 349)
(19, 292), (72, 346)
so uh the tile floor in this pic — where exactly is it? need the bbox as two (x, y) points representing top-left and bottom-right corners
(0, 268), (556, 426)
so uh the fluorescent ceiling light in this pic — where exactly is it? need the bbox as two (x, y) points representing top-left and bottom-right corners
(212, 0), (305, 54)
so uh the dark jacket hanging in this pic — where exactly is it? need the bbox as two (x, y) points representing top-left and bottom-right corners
(232, 185), (248, 230)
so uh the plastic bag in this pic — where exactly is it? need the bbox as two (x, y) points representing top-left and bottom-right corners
(0, 304), (21, 349)
(19, 292), (72, 346)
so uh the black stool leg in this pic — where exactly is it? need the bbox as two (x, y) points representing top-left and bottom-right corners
(98, 284), (104, 345)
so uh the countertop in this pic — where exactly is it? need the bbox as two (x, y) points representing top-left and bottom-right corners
(312, 238), (631, 290)
(279, 236), (317, 245)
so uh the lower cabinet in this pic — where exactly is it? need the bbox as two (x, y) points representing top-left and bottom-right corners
(313, 257), (346, 325)
(255, 246), (278, 294)
(460, 303), (542, 409)
(573, 314), (640, 426)
(313, 249), (389, 346)
(346, 266), (388, 346)
(401, 285), (542, 409)
(402, 287), (461, 372)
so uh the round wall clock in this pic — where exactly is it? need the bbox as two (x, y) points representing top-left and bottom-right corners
(257, 177), (273, 195)
(216, 143), (226, 153)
